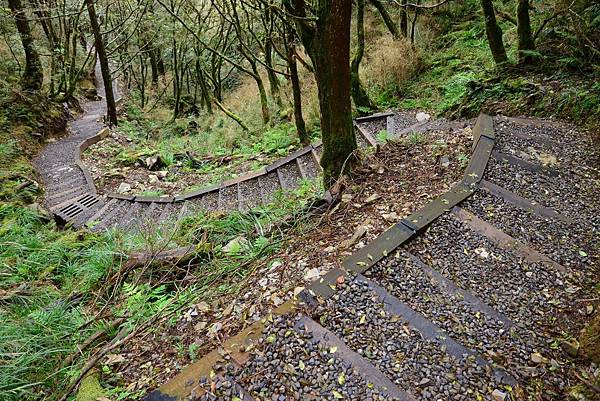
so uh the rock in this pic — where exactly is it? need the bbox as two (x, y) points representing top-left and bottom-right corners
(145, 154), (165, 171)
(491, 389), (507, 401)
(148, 174), (159, 184)
(561, 339), (580, 357)
(117, 182), (131, 193)
(304, 268), (321, 281)
(416, 112), (431, 122)
(340, 225), (368, 249)
(156, 170), (168, 179)
(530, 352), (548, 364)
(222, 236), (249, 254)
(440, 155), (450, 168)
(364, 193), (381, 204)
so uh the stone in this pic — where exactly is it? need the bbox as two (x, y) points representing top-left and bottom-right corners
(440, 156), (450, 168)
(416, 112), (431, 122)
(156, 170), (168, 179)
(148, 174), (159, 184)
(561, 339), (580, 357)
(491, 389), (507, 401)
(222, 236), (249, 254)
(117, 182), (131, 193)
(303, 268), (321, 281)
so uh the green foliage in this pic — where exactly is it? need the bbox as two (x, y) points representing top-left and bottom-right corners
(376, 130), (389, 143)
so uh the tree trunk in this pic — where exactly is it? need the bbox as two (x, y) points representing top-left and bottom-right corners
(481, 0), (508, 66)
(516, 0), (536, 64)
(287, 37), (308, 145)
(249, 60), (271, 125)
(149, 46), (159, 85)
(400, 0), (408, 37)
(351, 0), (373, 115)
(9, 0), (43, 91)
(293, 0), (356, 187)
(265, 39), (282, 108)
(369, 0), (399, 38)
(85, 0), (118, 125)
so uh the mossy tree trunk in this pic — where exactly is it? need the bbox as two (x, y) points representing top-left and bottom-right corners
(516, 0), (536, 64)
(481, 0), (508, 66)
(351, 0), (374, 115)
(289, 0), (356, 187)
(8, 0), (43, 91)
(85, 0), (118, 125)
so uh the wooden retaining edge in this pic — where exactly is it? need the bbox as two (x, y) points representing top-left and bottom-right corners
(354, 111), (394, 123)
(107, 144), (320, 203)
(143, 113), (496, 401)
(353, 122), (379, 147)
(73, 127), (110, 196)
(305, 113), (494, 302)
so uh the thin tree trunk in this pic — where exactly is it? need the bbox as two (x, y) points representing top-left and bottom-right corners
(286, 33), (308, 145)
(265, 39), (282, 107)
(213, 97), (249, 132)
(369, 0), (399, 38)
(516, 0), (536, 64)
(481, 0), (508, 65)
(400, 0), (408, 37)
(249, 60), (270, 125)
(149, 46), (159, 85)
(351, 0), (373, 115)
(9, 0), (43, 91)
(85, 0), (118, 125)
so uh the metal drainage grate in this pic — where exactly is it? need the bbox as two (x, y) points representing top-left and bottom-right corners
(57, 193), (100, 221)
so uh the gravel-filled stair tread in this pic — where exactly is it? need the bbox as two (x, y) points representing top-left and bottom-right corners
(218, 184), (240, 211)
(239, 179), (262, 211)
(485, 154), (598, 225)
(363, 250), (546, 380)
(190, 191), (219, 212)
(189, 313), (408, 401)
(117, 202), (145, 230)
(259, 172), (283, 204)
(277, 161), (303, 191)
(297, 152), (320, 180)
(462, 190), (596, 272)
(314, 280), (512, 401)
(92, 200), (131, 231)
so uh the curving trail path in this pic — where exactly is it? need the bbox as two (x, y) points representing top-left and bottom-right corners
(33, 67), (455, 233)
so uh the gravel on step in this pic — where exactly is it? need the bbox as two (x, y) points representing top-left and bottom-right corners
(239, 179), (262, 211)
(365, 250), (543, 380)
(190, 191), (219, 212)
(314, 280), (508, 401)
(462, 190), (597, 273)
(494, 117), (597, 168)
(191, 314), (400, 401)
(297, 153), (320, 179)
(219, 184), (240, 211)
(278, 162), (303, 191)
(485, 156), (599, 228)
(259, 172), (282, 204)
(407, 214), (580, 331)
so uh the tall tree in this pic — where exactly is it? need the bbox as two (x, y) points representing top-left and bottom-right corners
(516, 0), (536, 64)
(481, 0), (508, 65)
(287, 0), (356, 187)
(85, 0), (118, 125)
(351, 0), (373, 115)
(400, 0), (408, 37)
(8, 0), (43, 91)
